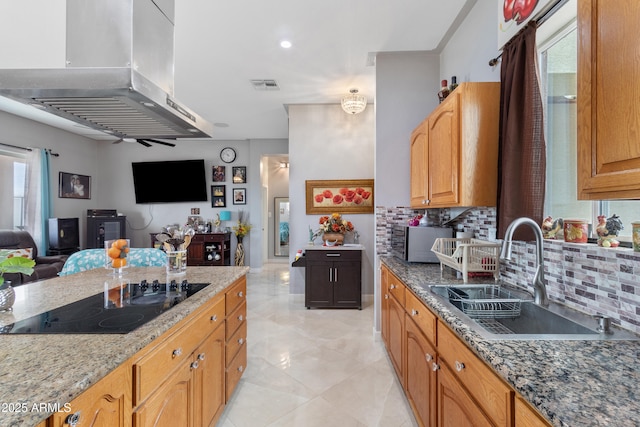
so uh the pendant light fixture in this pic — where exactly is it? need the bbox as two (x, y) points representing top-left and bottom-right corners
(341, 89), (367, 114)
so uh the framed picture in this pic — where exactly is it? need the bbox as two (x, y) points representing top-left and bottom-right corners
(232, 166), (246, 184)
(233, 188), (246, 205)
(212, 165), (226, 182)
(58, 172), (91, 199)
(211, 185), (226, 207)
(305, 179), (374, 214)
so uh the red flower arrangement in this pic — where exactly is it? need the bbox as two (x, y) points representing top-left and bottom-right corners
(318, 213), (354, 234)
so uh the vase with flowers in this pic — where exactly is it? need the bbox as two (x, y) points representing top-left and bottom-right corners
(318, 213), (354, 246)
(232, 211), (252, 266)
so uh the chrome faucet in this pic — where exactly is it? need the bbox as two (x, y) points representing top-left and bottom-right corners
(500, 217), (549, 306)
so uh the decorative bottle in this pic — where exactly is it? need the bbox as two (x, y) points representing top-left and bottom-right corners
(437, 80), (450, 103)
(449, 76), (458, 92)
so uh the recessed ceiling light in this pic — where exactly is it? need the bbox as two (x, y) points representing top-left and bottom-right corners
(214, 122), (230, 128)
(280, 40), (292, 49)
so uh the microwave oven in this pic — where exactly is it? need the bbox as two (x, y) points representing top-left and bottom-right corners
(391, 225), (452, 263)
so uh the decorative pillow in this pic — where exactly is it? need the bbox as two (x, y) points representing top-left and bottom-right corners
(5, 248), (33, 260)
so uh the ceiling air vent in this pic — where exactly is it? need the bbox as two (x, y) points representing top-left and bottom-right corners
(250, 79), (280, 91)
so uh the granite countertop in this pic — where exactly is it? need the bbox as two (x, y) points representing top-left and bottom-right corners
(0, 266), (249, 427)
(381, 256), (640, 427)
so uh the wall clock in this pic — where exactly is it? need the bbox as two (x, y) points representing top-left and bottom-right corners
(220, 147), (236, 163)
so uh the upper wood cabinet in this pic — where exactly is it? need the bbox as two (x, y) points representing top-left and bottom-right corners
(577, 0), (640, 199)
(410, 82), (500, 208)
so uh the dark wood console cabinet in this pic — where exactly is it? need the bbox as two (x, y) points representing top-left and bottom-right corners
(305, 249), (362, 309)
(187, 233), (231, 266)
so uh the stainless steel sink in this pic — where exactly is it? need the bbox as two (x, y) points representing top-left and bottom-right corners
(427, 284), (639, 340)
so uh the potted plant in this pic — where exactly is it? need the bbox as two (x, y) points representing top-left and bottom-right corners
(0, 249), (36, 311)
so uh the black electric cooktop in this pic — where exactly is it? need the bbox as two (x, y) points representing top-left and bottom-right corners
(0, 280), (210, 334)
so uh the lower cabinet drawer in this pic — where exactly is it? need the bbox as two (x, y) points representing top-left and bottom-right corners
(405, 290), (437, 345)
(134, 325), (203, 405)
(226, 278), (247, 314)
(226, 319), (247, 363)
(226, 301), (246, 338)
(226, 343), (247, 402)
(438, 324), (513, 426)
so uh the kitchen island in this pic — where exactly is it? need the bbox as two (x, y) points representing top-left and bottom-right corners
(381, 256), (640, 427)
(0, 266), (249, 427)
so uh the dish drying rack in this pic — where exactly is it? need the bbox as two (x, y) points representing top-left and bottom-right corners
(446, 285), (529, 319)
(431, 238), (501, 283)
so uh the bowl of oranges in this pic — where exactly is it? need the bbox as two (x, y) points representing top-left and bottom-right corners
(105, 239), (130, 275)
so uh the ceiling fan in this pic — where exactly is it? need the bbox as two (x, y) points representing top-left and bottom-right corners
(112, 138), (176, 147)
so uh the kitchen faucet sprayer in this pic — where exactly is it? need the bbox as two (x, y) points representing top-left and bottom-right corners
(500, 217), (549, 307)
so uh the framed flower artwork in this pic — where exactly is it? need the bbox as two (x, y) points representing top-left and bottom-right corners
(305, 179), (374, 214)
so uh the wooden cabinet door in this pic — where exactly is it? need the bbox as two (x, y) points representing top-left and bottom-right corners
(577, 0), (640, 199)
(193, 325), (226, 427)
(410, 120), (429, 208)
(428, 93), (460, 207)
(381, 266), (390, 346)
(187, 240), (205, 266)
(134, 362), (194, 427)
(405, 315), (437, 427)
(515, 396), (551, 427)
(305, 260), (333, 307)
(437, 362), (493, 427)
(387, 293), (405, 385)
(52, 363), (131, 427)
(332, 260), (361, 308)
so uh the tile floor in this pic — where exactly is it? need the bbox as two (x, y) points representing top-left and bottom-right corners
(217, 263), (417, 427)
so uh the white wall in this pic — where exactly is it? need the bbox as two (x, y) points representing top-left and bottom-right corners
(289, 104), (375, 295)
(439, 1), (501, 84)
(375, 51), (441, 208)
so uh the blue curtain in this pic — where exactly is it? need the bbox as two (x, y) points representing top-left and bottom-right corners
(40, 149), (52, 250)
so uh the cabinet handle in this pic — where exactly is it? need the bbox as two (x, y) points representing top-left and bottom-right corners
(238, 337), (245, 345)
(425, 353), (433, 362)
(190, 361), (199, 370)
(210, 314), (218, 322)
(238, 365), (244, 372)
(384, 294), (389, 300)
(432, 362), (440, 371)
(198, 353), (206, 361)
(238, 314), (244, 322)
(411, 309), (418, 316)
(329, 269), (333, 282)
(455, 361), (465, 372)
(172, 348), (182, 358)
(66, 411), (81, 427)
(326, 253), (341, 257)
(334, 267), (338, 282)
(390, 284), (396, 289)
(238, 291), (244, 298)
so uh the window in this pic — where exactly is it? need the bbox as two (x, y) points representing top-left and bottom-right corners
(0, 151), (27, 230)
(538, 2), (636, 241)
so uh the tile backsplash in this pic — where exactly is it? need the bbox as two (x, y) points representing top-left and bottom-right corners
(376, 206), (640, 335)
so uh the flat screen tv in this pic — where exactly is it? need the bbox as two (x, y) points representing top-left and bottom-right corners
(132, 159), (208, 203)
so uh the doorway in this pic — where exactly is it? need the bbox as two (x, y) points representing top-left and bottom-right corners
(274, 197), (290, 256)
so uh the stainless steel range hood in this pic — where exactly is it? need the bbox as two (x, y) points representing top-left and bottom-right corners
(0, 0), (213, 140)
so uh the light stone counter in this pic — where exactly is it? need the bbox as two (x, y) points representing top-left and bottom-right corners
(304, 243), (365, 251)
(0, 266), (249, 427)
(381, 256), (640, 427)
